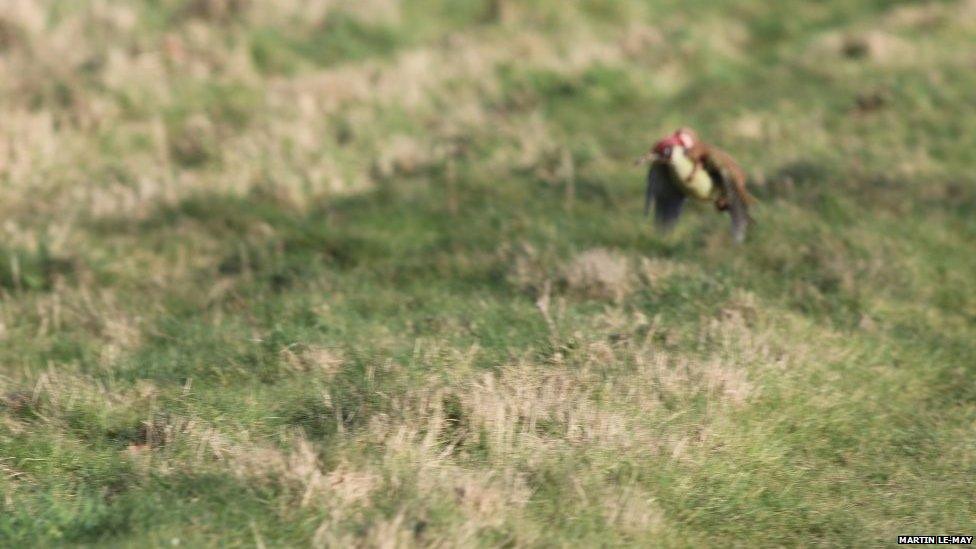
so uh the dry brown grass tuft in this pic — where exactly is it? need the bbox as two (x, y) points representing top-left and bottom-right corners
(619, 22), (663, 58)
(167, 114), (220, 168)
(636, 257), (695, 288)
(162, 424), (382, 511)
(7, 367), (149, 431)
(461, 359), (650, 460)
(601, 486), (666, 536)
(281, 345), (345, 378)
(183, 0), (252, 22)
(0, 16), (25, 52)
(728, 112), (767, 140)
(373, 134), (439, 178)
(562, 248), (633, 301)
(503, 241), (548, 294)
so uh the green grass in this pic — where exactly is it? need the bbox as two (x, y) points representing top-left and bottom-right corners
(1, 0), (975, 546)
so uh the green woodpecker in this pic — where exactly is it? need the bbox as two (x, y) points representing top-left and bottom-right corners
(635, 128), (755, 243)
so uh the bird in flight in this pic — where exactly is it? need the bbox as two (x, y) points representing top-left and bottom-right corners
(635, 128), (755, 243)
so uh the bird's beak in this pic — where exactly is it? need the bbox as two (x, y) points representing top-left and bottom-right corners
(634, 152), (657, 166)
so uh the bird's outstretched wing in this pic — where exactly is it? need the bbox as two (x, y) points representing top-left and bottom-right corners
(703, 148), (754, 243)
(645, 161), (685, 232)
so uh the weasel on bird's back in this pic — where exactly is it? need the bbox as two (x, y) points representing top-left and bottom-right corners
(635, 128), (756, 243)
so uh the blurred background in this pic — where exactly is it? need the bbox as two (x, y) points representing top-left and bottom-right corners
(1, 0), (974, 545)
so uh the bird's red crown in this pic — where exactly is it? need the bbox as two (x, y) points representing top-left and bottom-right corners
(652, 129), (695, 158)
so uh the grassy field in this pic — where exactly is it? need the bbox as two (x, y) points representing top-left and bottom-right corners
(1, 0), (975, 546)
